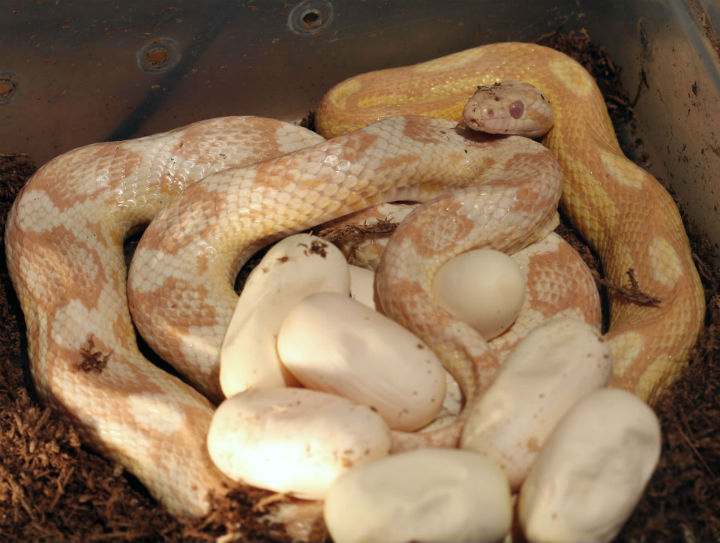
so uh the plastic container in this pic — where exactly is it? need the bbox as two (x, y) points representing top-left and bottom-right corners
(0, 2), (718, 541)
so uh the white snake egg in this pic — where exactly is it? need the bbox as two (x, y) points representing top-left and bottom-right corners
(432, 248), (525, 340)
(348, 264), (377, 309)
(460, 316), (613, 491)
(277, 291), (447, 432)
(518, 388), (661, 543)
(207, 387), (391, 500)
(323, 448), (512, 543)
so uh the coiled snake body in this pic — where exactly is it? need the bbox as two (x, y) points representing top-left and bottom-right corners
(315, 42), (704, 402)
(4, 42), (705, 521)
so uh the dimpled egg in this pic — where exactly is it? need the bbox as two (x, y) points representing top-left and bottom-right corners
(518, 388), (661, 542)
(324, 448), (512, 543)
(460, 316), (612, 490)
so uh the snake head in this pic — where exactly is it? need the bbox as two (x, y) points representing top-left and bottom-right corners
(462, 80), (554, 138)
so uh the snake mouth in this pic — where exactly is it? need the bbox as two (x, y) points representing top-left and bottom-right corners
(454, 122), (506, 143)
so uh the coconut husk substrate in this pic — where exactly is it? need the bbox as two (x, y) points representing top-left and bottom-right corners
(1, 30), (718, 543)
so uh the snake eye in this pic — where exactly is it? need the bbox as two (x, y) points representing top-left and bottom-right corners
(509, 100), (525, 119)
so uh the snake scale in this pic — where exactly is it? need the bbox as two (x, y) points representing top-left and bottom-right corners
(4, 42), (705, 523)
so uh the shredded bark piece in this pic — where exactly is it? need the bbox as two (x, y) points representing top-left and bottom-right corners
(76, 336), (111, 373)
(252, 493), (288, 514)
(593, 268), (663, 307)
(315, 219), (398, 265)
(317, 219), (398, 245)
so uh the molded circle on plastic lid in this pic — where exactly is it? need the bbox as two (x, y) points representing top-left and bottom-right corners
(0, 72), (21, 105)
(137, 37), (181, 73)
(288, 0), (334, 34)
